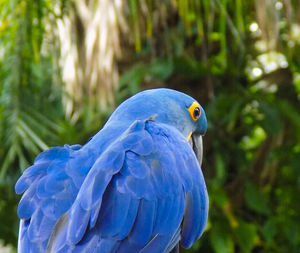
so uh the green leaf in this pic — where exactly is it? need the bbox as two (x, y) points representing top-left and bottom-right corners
(277, 99), (300, 130)
(226, 97), (243, 131)
(118, 63), (146, 93)
(210, 222), (234, 253)
(262, 219), (276, 243)
(245, 182), (270, 215)
(259, 100), (282, 135)
(211, 188), (229, 207)
(128, 0), (141, 52)
(173, 56), (206, 78)
(234, 221), (258, 253)
(148, 58), (173, 80)
(18, 119), (49, 150)
(215, 153), (226, 184)
(117, 63), (146, 102)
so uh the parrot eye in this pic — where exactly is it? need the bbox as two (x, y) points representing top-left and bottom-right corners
(188, 101), (201, 121)
(193, 107), (201, 119)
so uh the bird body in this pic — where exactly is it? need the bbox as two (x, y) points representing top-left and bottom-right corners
(16, 88), (208, 253)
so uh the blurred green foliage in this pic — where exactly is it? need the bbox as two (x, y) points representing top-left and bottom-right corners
(1, 0), (300, 252)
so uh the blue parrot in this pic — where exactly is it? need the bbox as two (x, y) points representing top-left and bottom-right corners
(15, 88), (208, 253)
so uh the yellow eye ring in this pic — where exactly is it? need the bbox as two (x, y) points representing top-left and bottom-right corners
(188, 101), (201, 121)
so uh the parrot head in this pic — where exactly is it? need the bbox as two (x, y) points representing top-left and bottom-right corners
(106, 88), (207, 165)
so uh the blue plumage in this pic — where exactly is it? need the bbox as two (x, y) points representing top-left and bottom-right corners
(16, 88), (208, 253)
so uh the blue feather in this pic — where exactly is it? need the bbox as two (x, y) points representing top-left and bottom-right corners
(15, 163), (45, 194)
(115, 239), (140, 253)
(115, 197), (139, 240)
(94, 238), (119, 253)
(124, 174), (155, 200)
(181, 183), (209, 248)
(140, 234), (173, 253)
(152, 196), (174, 234)
(165, 226), (181, 253)
(67, 204), (91, 244)
(36, 178), (54, 198)
(98, 184), (131, 236)
(89, 201), (101, 229)
(76, 146), (125, 211)
(34, 147), (69, 164)
(128, 199), (156, 246)
(17, 184), (38, 219)
(174, 153), (193, 191)
(27, 209), (55, 241)
(149, 159), (169, 197)
(40, 198), (58, 219)
(125, 151), (149, 179)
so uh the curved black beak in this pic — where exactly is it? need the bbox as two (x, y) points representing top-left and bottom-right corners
(188, 132), (203, 166)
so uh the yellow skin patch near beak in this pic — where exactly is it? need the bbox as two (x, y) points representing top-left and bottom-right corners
(187, 131), (193, 141)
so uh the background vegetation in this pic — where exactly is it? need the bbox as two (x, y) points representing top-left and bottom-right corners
(1, 0), (300, 252)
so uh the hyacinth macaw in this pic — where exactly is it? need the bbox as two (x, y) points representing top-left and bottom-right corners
(15, 88), (208, 253)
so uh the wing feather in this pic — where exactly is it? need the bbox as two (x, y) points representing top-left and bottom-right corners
(97, 184), (132, 236)
(128, 199), (157, 246)
(181, 179), (209, 248)
(17, 118), (208, 253)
